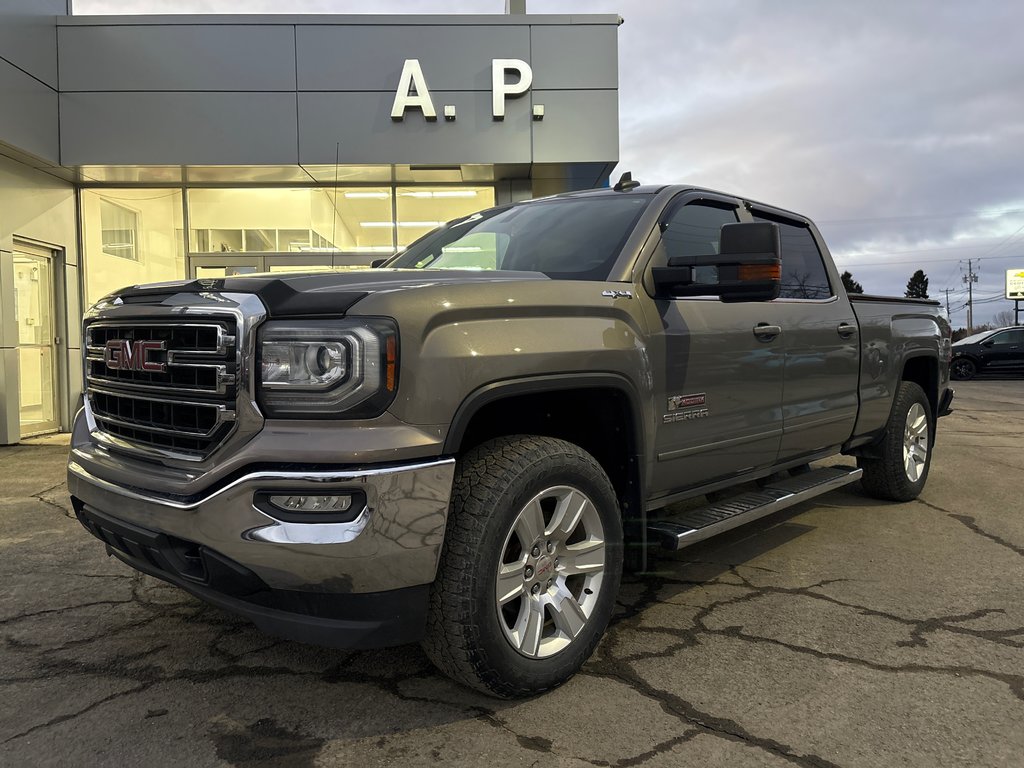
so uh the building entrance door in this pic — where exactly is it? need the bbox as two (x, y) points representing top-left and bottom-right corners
(13, 245), (59, 437)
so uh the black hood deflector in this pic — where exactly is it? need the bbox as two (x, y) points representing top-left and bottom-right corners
(109, 269), (549, 318)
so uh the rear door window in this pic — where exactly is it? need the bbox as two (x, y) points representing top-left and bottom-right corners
(752, 214), (833, 299)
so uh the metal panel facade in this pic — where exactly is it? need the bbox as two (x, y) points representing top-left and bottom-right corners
(0, 61), (60, 164)
(298, 90), (532, 166)
(297, 25), (531, 91)
(0, 0), (65, 88)
(57, 25), (298, 92)
(60, 92), (300, 166)
(531, 90), (619, 164)
(530, 25), (618, 90)
(55, 16), (619, 171)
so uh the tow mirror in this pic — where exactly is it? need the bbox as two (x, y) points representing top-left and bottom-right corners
(652, 221), (782, 302)
(370, 258), (388, 268)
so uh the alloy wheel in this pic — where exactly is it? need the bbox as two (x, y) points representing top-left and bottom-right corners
(495, 485), (606, 659)
(903, 402), (929, 482)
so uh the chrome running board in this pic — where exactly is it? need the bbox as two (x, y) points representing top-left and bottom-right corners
(648, 465), (862, 551)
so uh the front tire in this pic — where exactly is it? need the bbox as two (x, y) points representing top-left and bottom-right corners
(422, 435), (623, 698)
(951, 357), (977, 380)
(858, 381), (933, 501)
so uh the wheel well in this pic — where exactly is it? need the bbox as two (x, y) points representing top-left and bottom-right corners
(451, 387), (643, 520)
(902, 356), (938, 416)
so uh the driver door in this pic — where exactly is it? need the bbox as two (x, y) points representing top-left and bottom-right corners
(638, 196), (786, 500)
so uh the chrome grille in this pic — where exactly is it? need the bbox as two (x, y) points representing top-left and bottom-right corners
(84, 319), (238, 461)
(85, 322), (235, 396)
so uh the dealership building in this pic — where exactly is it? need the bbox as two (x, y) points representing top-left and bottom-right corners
(0, 2), (620, 443)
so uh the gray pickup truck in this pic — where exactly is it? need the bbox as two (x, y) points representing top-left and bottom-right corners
(68, 182), (953, 697)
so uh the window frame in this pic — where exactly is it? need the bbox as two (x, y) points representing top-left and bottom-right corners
(749, 208), (836, 303)
(658, 198), (741, 263)
(638, 191), (743, 300)
(989, 329), (1024, 346)
(98, 198), (141, 262)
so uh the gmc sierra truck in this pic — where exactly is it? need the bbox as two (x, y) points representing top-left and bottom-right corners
(68, 181), (953, 698)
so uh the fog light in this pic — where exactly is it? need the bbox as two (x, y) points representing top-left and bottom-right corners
(268, 494), (352, 513)
(255, 490), (366, 524)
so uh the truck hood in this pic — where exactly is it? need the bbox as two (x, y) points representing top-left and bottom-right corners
(105, 268), (550, 317)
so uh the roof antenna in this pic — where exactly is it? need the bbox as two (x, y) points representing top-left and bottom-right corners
(613, 171), (640, 192)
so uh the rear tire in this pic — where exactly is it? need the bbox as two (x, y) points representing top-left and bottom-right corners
(422, 435), (623, 698)
(858, 381), (933, 501)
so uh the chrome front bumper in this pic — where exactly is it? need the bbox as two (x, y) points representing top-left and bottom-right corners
(68, 456), (455, 594)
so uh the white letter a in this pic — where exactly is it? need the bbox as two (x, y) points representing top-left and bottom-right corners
(391, 59), (437, 120)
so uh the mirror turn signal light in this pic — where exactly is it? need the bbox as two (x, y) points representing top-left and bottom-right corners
(738, 263), (782, 281)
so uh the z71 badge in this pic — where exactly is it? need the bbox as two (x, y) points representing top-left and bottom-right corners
(668, 393), (706, 411)
(664, 393), (709, 423)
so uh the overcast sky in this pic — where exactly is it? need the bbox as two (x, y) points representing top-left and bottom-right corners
(73, 0), (1024, 328)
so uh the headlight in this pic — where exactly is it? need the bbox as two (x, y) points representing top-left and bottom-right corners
(258, 318), (398, 418)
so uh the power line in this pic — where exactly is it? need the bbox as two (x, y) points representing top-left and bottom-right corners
(835, 251), (1022, 268)
(975, 219), (1024, 260)
(818, 206), (1024, 225)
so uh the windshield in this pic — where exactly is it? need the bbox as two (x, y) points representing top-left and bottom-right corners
(953, 330), (996, 346)
(386, 195), (653, 281)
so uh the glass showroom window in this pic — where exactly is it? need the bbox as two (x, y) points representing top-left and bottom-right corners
(394, 187), (495, 248)
(99, 199), (139, 261)
(187, 188), (394, 255)
(82, 189), (185, 305)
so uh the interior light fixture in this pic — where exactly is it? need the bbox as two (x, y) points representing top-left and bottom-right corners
(343, 191), (389, 199)
(400, 190), (478, 198)
(360, 220), (444, 229)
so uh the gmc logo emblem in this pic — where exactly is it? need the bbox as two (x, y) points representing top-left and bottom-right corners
(104, 339), (167, 373)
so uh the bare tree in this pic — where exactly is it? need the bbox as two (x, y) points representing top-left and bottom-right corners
(991, 309), (1016, 327)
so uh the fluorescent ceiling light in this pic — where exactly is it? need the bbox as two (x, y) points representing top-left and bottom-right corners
(400, 191), (478, 198)
(344, 191), (389, 199)
(441, 246), (483, 253)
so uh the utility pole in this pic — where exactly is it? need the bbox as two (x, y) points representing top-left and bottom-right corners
(943, 288), (951, 317)
(962, 259), (979, 332)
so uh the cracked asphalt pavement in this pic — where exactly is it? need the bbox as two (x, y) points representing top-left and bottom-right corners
(2, 379), (1023, 767)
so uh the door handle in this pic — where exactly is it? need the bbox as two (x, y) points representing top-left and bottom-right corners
(753, 323), (782, 341)
(837, 322), (858, 339)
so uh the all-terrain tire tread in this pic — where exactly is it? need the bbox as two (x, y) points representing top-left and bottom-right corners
(421, 435), (619, 698)
(859, 381), (932, 502)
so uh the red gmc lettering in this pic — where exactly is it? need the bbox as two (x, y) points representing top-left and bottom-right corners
(103, 340), (166, 372)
